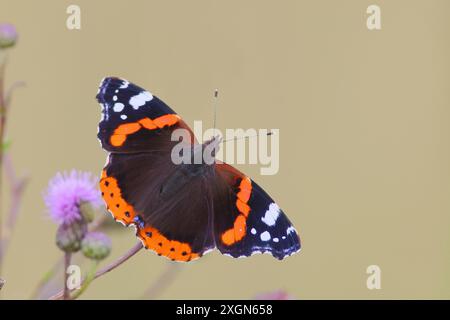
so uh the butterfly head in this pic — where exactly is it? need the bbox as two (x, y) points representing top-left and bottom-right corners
(196, 135), (222, 165)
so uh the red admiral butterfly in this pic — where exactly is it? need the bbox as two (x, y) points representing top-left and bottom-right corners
(96, 77), (301, 262)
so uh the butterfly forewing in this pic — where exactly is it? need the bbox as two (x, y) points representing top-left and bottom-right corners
(97, 77), (193, 153)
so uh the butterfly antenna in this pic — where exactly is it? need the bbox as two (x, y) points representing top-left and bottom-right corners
(213, 89), (219, 137)
(222, 131), (273, 143)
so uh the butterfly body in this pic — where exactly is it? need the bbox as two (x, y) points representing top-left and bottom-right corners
(96, 77), (301, 262)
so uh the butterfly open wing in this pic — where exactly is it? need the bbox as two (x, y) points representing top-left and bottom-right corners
(97, 77), (301, 262)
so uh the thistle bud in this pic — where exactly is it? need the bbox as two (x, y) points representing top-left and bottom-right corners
(0, 23), (18, 49)
(81, 232), (111, 260)
(56, 220), (87, 253)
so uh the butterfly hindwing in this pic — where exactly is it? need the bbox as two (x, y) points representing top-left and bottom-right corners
(100, 145), (215, 262)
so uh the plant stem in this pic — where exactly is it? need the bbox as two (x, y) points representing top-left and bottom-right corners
(63, 252), (72, 300)
(49, 242), (143, 300)
(0, 51), (24, 276)
(0, 56), (6, 277)
(70, 260), (99, 300)
(30, 215), (107, 299)
(0, 155), (28, 261)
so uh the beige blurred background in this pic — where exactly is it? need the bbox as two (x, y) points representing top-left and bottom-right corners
(0, 0), (450, 299)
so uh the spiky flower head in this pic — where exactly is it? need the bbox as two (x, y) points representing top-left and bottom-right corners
(44, 170), (101, 225)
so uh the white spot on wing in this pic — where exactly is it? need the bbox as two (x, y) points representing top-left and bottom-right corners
(261, 203), (280, 226)
(251, 228), (257, 235)
(119, 80), (129, 89)
(129, 91), (153, 109)
(113, 95), (118, 101)
(287, 226), (296, 235)
(273, 238), (279, 243)
(113, 103), (124, 112)
(120, 114), (127, 120)
(260, 231), (271, 241)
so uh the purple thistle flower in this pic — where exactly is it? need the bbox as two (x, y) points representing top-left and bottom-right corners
(0, 23), (18, 49)
(44, 170), (101, 224)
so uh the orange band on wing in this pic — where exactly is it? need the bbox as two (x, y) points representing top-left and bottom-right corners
(100, 170), (136, 225)
(100, 170), (201, 262)
(138, 118), (158, 130)
(236, 199), (250, 217)
(110, 114), (181, 147)
(137, 226), (200, 262)
(221, 177), (253, 246)
(114, 122), (141, 135)
(110, 135), (126, 147)
(152, 114), (181, 128)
